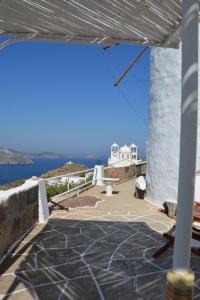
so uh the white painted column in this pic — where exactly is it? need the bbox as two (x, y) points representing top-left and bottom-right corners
(94, 165), (104, 186)
(195, 173), (200, 203)
(173, 0), (199, 269)
(106, 183), (113, 196)
(67, 176), (70, 190)
(38, 178), (49, 223)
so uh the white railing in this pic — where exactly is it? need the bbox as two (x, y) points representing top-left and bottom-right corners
(136, 160), (147, 165)
(43, 168), (94, 182)
(104, 166), (112, 170)
(52, 179), (93, 200)
(43, 167), (97, 201)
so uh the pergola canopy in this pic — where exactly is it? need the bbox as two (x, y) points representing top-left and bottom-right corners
(0, 0), (182, 49)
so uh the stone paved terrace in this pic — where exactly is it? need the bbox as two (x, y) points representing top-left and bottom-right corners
(1, 179), (200, 299)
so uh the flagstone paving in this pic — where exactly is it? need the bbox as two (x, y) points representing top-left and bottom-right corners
(1, 179), (200, 299)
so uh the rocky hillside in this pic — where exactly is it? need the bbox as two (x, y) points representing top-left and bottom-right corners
(41, 163), (87, 178)
(0, 148), (32, 164)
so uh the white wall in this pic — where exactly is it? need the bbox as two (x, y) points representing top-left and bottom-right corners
(109, 160), (133, 167)
(146, 36), (200, 207)
(0, 180), (38, 201)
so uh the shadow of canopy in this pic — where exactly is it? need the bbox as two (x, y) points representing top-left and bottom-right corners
(1, 217), (200, 300)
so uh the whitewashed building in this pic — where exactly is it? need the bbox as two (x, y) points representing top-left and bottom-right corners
(146, 38), (200, 208)
(108, 143), (140, 167)
(48, 176), (85, 186)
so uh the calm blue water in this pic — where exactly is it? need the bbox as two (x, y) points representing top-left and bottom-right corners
(0, 157), (107, 184)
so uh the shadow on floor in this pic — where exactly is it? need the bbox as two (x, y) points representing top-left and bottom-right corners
(1, 216), (200, 300)
(101, 191), (120, 195)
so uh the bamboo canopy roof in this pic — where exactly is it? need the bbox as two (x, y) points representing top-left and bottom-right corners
(0, 0), (182, 49)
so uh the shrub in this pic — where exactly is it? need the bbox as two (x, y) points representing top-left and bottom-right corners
(46, 178), (89, 199)
(46, 183), (69, 198)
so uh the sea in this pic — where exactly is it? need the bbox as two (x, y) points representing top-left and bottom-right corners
(0, 157), (107, 185)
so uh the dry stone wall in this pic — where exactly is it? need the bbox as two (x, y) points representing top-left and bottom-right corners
(0, 182), (39, 261)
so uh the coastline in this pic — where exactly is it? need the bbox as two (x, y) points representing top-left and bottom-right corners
(0, 157), (106, 190)
(0, 162), (87, 190)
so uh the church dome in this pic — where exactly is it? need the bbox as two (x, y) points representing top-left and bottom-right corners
(112, 143), (119, 147)
(120, 145), (131, 153)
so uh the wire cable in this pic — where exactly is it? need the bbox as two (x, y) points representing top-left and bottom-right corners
(102, 48), (148, 127)
(122, 74), (180, 84)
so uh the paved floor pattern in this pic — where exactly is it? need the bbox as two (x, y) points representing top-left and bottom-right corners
(1, 180), (200, 299)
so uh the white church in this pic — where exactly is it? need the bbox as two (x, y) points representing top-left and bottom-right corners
(108, 143), (140, 167)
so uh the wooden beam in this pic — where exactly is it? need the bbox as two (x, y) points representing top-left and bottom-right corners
(114, 46), (148, 87)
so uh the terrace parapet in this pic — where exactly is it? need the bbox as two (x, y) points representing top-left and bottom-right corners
(0, 181), (39, 263)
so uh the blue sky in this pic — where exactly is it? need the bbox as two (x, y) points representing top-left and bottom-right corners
(0, 41), (150, 157)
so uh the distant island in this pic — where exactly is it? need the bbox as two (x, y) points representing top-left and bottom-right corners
(0, 148), (32, 165)
(26, 152), (65, 159)
(0, 148), (66, 164)
(0, 147), (106, 164)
